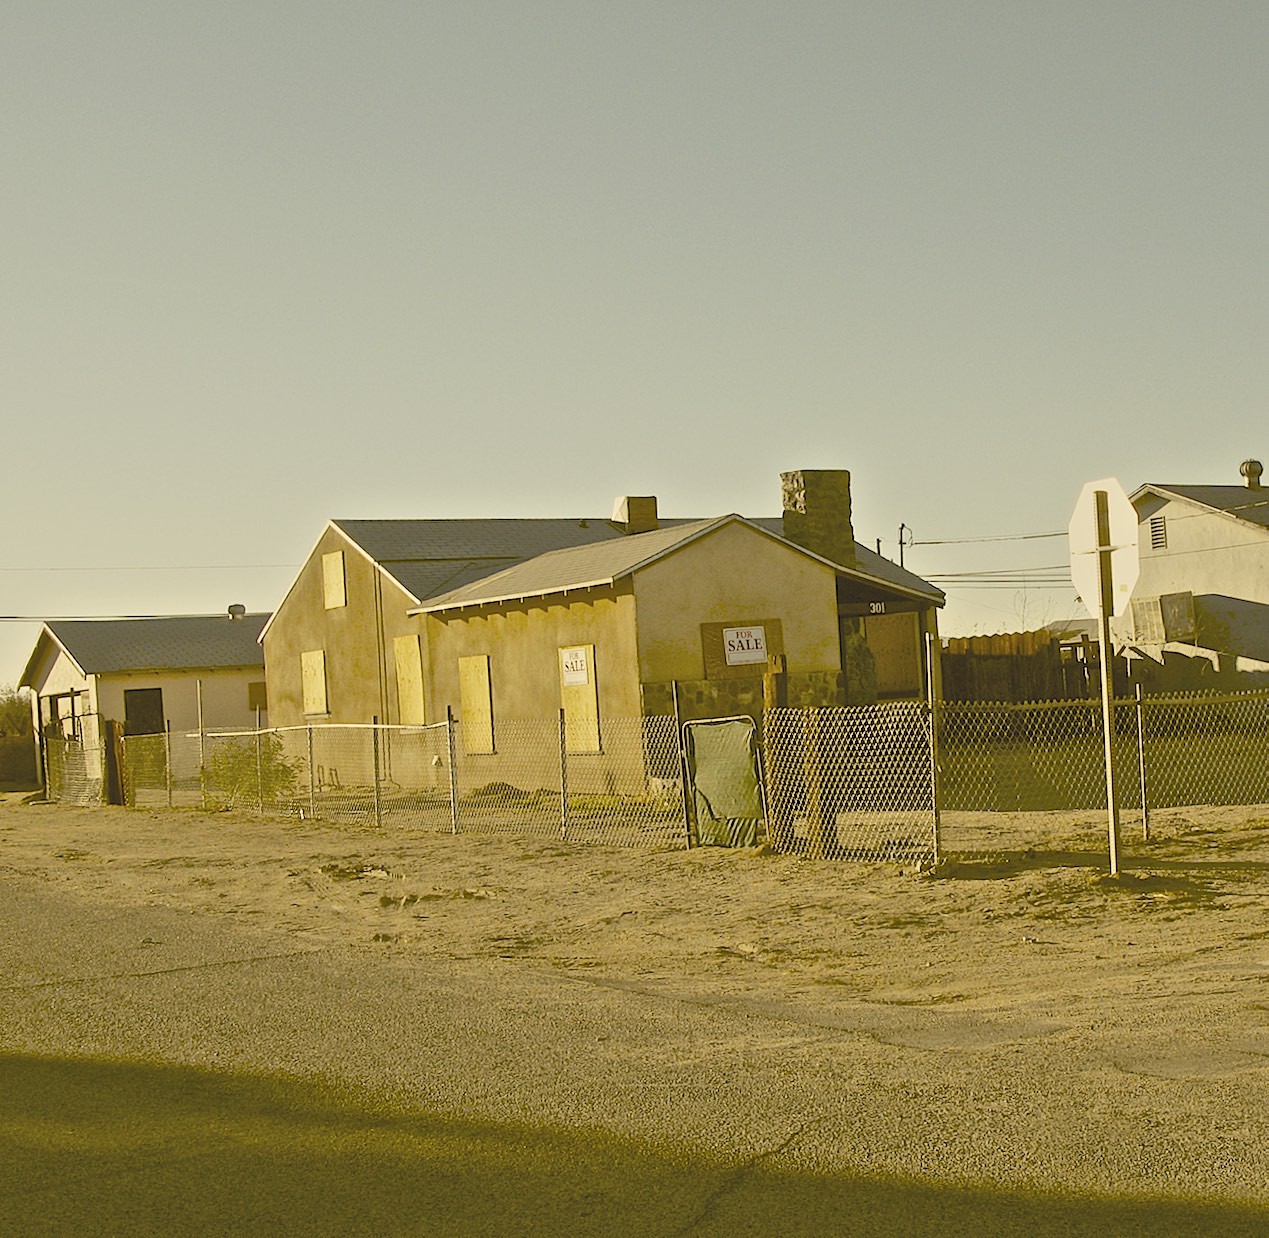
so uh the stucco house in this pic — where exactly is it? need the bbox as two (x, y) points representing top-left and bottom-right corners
(1117, 458), (1269, 688)
(19, 609), (270, 788)
(260, 470), (944, 738)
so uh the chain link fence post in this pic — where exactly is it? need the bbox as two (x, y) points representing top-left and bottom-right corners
(925, 631), (941, 867)
(164, 721), (173, 809)
(307, 725), (317, 820)
(1135, 683), (1150, 840)
(446, 706), (460, 834)
(801, 709), (826, 860)
(372, 716), (383, 828)
(254, 707), (264, 814)
(558, 708), (570, 842)
(197, 679), (207, 811)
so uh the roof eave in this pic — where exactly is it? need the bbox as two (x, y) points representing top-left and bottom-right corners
(19, 625), (88, 688)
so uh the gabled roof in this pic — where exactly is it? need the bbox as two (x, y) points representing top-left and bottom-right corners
(265, 509), (942, 638)
(747, 518), (943, 599)
(1132, 484), (1269, 531)
(333, 517), (665, 606)
(411, 515), (943, 615)
(411, 517), (731, 613)
(21, 614), (268, 685)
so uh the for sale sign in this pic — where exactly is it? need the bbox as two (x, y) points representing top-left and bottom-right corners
(722, 626), (768, 666)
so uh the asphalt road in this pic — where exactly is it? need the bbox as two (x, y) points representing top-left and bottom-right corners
(0, 874), (1264, 1236)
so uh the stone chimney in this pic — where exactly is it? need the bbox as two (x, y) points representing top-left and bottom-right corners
(1240, 459), (1263, 489)
(612, 495), (659, 534)
(780, 470), (856, 568)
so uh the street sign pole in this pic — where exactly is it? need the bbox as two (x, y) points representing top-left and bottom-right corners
(1094, 490), (1121, 876)
(1069, 477), (1138, 877)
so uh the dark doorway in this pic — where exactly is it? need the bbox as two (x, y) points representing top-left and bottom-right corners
(123, 688), (164, 736)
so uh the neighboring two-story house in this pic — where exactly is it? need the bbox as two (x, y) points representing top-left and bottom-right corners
(1119, 459), (1269, 688)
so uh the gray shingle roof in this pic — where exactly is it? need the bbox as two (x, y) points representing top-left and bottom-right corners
(748, 518), (943, 599)
(38, 614), (268, 676)
(414, 516), (944, 613)
(329, 514), (943, 612)
(414, 518), (729, 612)
(1136, 485), (1269, 530)
(332, 516), (707, 603)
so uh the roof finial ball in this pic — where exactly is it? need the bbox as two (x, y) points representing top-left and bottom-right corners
(1239, 459), (1263, 489)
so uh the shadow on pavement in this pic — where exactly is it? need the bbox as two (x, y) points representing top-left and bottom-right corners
(0, 1053), (1262, 1236)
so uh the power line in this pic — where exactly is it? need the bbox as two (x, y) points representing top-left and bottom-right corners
(0, 564), (296, 573)
(912, 530), (1066, 546)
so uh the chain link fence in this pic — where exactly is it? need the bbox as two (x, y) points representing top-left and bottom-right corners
(49, 690), (1269, 863)
(764, 703), (936, 862)
(937, 689), (1269, 854)
(43, 714), (105, 806)
(115, 715), (688, 850)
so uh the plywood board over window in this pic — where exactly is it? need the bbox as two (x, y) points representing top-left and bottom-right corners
(559, 644), (600, 753)
(700, 619), (784, 680)
(322, 551), (346, 609)
(864, 612), (921, 698)
(458, 654), (494, 754)
(394, 635), (426, 726)
(301, 649), (328, 715)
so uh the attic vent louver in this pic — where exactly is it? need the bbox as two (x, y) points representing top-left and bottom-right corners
(1149, 516), (1167, 550)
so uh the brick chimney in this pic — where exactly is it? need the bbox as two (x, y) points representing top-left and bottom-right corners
(780, 470), (856, 568)
(612, 495), (659, 534)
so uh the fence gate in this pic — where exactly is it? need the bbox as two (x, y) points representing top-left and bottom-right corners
(682, 717), (765, 847)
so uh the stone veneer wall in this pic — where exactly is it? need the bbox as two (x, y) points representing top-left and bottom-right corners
(640, 672), (845, 722)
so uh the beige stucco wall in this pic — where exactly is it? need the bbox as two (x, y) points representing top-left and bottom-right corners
(262, 526), (427, 728)
(1134, 497), (1269, 604)
(93, 669), (263, 734)
(632, 522), (841, 683)
(423, 587), (641, 724)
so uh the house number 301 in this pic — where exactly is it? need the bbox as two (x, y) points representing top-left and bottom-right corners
(869, 602), (886, 614)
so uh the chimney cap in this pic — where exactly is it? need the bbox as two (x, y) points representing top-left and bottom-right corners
(1240, 459), (1263, 489)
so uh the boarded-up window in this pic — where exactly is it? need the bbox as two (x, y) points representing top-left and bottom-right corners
(247, 681), (268, 713)
(864, 612), (922, 698)
(123, 688), (164, 736)
(301, 650), (328, 715)
(322, 551), (346, 609)
(559, 644), (600, 753)
(458, 655), (494, 754)
(700, 619), (784, 679)
(394, 635), (426, 726)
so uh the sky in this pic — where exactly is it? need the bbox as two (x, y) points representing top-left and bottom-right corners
(4, 2), (1268, 686)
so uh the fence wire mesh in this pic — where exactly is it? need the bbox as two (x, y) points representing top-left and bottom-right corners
(71, 689), (1269, 864)
(1139, 690), (1269, 810)
(43, 715), (105, 806)
(764, 703), (936, 863)
(559, 716), (685, 849)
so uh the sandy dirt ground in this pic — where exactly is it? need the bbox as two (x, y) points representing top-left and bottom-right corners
(0, 793), (1265, 1235)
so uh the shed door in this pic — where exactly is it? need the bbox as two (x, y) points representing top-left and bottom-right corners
(123, 688), (164, 736)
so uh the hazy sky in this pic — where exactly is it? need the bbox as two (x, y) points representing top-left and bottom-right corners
(4, 2), (1267, 685)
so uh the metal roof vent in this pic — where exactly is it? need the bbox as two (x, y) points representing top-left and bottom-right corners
(228, 603), (247, 620)
(1240, 459), (1263, 489)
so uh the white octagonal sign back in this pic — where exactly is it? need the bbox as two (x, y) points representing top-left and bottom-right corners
(1068, 478), (1140, 618)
